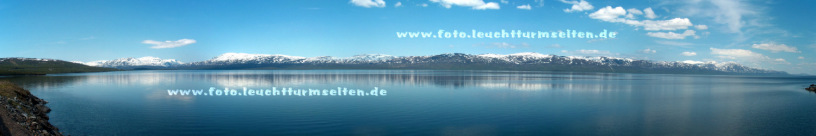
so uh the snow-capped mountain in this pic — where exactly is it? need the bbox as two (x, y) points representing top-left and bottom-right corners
(81, 56), (183, 69)
(347, 54), (397, 62)
(80, 52), (786, 75)
(191, 53), (307, 65)
(189, 53), (398, 65)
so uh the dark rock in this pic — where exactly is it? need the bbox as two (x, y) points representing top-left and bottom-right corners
(0, 81), (62, 136)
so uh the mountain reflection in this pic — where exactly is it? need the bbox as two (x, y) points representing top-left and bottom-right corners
(3, 70), (813, 136)
(1, 70), (643, 92)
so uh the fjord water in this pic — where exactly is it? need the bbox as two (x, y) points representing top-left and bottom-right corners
(3, 70), (816, 135)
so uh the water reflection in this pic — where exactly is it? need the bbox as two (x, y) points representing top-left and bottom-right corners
(2, 70), (649, 92)
(2, 70), (816, 135)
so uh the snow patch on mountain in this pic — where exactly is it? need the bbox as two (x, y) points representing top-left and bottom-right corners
(79, 56), (182, 68)
(77, 52), (784, 75)
(681, 60), (706, 65)
(509, 52), (554, 58)
(477, 54), (507, 58)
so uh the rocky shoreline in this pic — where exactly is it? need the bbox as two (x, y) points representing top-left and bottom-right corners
(0, 81), (61, 136)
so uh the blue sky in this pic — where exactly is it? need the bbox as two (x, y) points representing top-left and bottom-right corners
(0, 0), (814, 74)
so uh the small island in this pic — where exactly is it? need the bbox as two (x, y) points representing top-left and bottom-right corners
(807, 84), (816, 92)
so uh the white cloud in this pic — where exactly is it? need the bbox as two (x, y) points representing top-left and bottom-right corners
(493, 42), (516, 48)
(588, 6), (626, 21)
(533, 0), (545, 7)
(710, 47), (768, 60)
(640, 48), (657, 54)
(637, 18), (694, 31)
(350, 0), (386, 8)
(705, 0), (750, 33)
(798, 62), (816, 67)
(142, 39), (196, 49)
(588, 6), (693, 31)
(773, 58), (790, 65)
(472, 2), (500, 10)
(561, 49), (616, 56)
(549, 44), (562, 48)
(500, 0), (508, 4)
(643, 7), (657, 19)
(577, 49), (609, 54)
(490, 42), (529, 48)
(473, 2), (500, 10)
(430, 0), (500, 10)
(395, 2), (402, 7)
(674, 0), (759, 33)
(710, 47), (793, 66)
(751, 43), (800, 53)
(586, 38), (612, 43)
(672, 0), (792, 45)
(694, 25), (708, 30)
(799, 56), (805, 59)
(647, 30), (696, 39)
(517, 4), (531, 10)
(624, 8), (655, 19)
(656, 40), (693, 47)
(682, 51), (697, 56)
(575, 50), (615, 56)
(625, 8), (642, 19)
(420, 3), (429, 7)
(560, 0), (593, 12)
(626, 8), (643, 15)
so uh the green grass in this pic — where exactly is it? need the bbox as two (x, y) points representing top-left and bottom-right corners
(0, 81), (30, 98)
(0, 81), (33, 116)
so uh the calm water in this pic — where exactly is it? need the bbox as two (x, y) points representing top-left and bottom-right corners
(2, 70), (816, 135)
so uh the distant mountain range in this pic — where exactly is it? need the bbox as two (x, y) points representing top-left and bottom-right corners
(0, 58), (117, 75)
(71, 52), (787, 75)
(77, 56), (182, 70)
